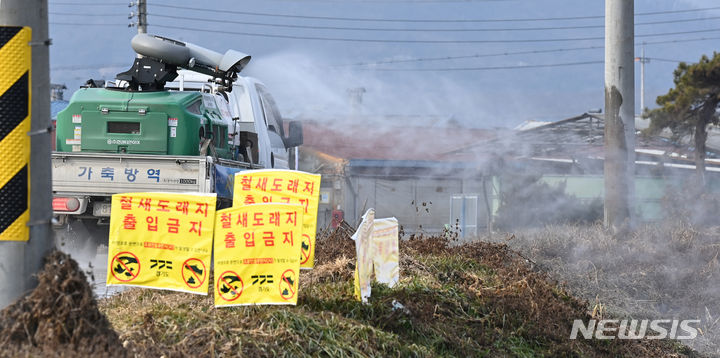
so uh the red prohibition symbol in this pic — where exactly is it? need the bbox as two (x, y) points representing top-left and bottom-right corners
(300, 234), (311, 265)
(217, 270), (244, 302)
(279, 269), (296, 300)
(182, 258), (206, 289)
(111, 251), (140, 282)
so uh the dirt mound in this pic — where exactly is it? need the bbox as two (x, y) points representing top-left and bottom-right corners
(0, 250), (126, 357)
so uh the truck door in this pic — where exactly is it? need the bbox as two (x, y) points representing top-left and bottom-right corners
(256, 85), (289, 169)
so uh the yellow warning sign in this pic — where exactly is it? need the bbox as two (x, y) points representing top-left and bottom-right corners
(213, 203), (303, 307)
(0, 27), (31, 241)
(106, 192), (217, 294)
(232, 170), (321, 269)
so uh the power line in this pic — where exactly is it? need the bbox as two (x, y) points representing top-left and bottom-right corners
(151, 23), (720, 44)
(50, 22), (127, 26)
(147, 13), (605, 32)
(367, 57), (688, 73)
(151, 23), (605, 43)
(367, 60), (604, 72)
(51, 2), (128, 5)
(637, 6), (720, 16)
(260, 0), (514, 2)
(148, 3), (720, 23)
(48, 10), (720, 36)
(146, 12), (720, 33)
(44, 37), (715, 72)
(346, 46), (604, 66)
(50, 10), (720, 32)
(50, 12), (121, 17)
(641, 35), (720, 46)
(646, 57), (687, 63)
(346, 36), (720, 67)
(637, 28), (720, 38)
(149, 3), (602, 23)
(45, 34), (716, 71)
(638, 15), (720, 26)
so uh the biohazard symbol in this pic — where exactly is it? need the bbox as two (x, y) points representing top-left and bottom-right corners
(182, 258), (206, 289)
(217, 271), (243, 302)
(300, 234), (311, 265)
(111, 251), (140, 282)
(279, 269), (296, 301)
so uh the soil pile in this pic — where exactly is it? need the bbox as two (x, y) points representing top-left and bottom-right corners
(0, 250), (126, 357)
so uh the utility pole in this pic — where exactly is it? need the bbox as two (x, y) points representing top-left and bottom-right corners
(129, 0), (147, 34)
(635, 42), (650, 115)
(138, 0), (147, 34)
(0, 0), (53, 308)
(604, 0), (635, 232)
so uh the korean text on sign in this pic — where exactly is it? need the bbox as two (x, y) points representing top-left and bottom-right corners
(232, 170), (321, 269)
(107, 192), (216, 295)
(213, 203), (303, 307)
(77, 167), (162, 182)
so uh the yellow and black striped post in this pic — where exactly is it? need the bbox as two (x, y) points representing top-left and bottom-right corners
(0, 27), (31, 242)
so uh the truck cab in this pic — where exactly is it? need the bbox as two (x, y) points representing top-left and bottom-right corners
(166, 71), (301, 170)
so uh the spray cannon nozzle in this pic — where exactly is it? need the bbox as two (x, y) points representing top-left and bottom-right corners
(131, 34), (250, 77)
(116, 34), (251, 91)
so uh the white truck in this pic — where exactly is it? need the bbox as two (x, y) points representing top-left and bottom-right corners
(52, 34), (302, 254)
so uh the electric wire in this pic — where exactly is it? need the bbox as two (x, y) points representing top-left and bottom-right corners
(346, 46), (604, 66)
(147, 3), (720, 23)
(150, 23), (720, 44)
(50, 12), (124, 17)
(50, 22), (128, 26)
(365, 60), (604, 72)
(147, 13), (604, 32)
(259, 0), (515, 3)
(645, 57), (687, 63)
(46, 4), (720, 72)
(347, 36), (720, 67)
(51, 2), (128, 5)
(145, 12), (720, 33)
(641, 35), (720, 46)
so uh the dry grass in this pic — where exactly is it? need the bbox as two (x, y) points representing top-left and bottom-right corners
(0, 224), (705, 357)
(95, 231), (700, 357)
(484, 222), (720, 357)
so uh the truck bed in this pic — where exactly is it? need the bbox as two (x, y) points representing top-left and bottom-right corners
(52, 152), (253, 196)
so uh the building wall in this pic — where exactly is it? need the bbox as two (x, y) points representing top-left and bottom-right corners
(341, 174), (493, 236)
(333, 172), (715, 235)
(303, 148), (720, 235)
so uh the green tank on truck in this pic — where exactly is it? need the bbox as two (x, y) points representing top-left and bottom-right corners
(56, 88), (233, 160)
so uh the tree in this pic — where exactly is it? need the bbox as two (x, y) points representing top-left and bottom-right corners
(648, 52), (720, 189)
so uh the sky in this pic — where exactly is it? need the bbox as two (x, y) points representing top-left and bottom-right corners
(47, 0), (720, 128)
